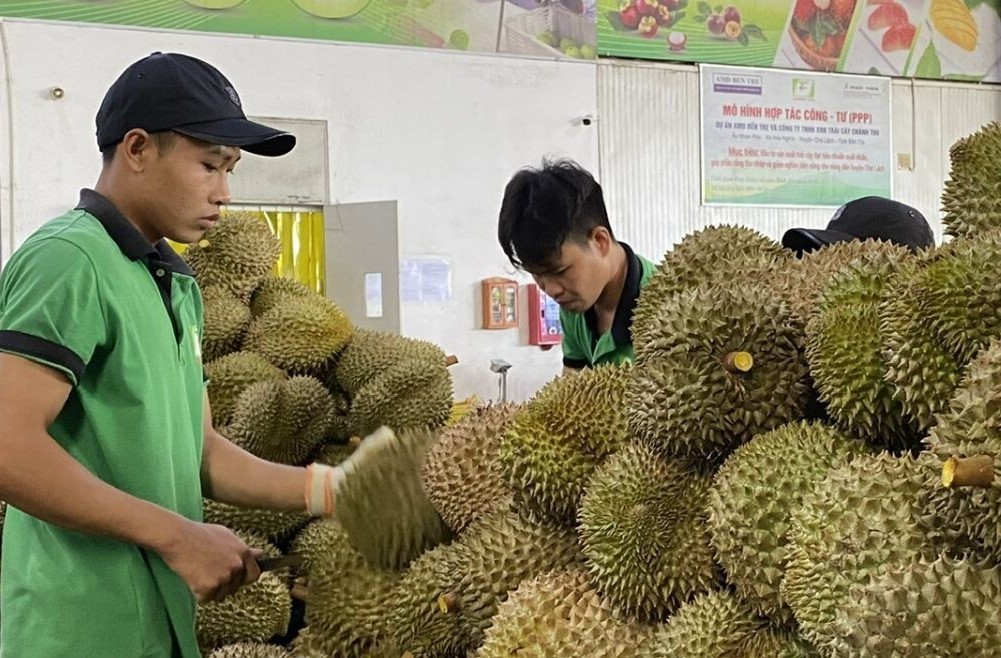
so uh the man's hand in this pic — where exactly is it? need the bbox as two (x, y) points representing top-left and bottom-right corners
(155, 521), (262, 603)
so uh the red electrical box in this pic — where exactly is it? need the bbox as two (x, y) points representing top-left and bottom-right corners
(527, 283), (563, 346)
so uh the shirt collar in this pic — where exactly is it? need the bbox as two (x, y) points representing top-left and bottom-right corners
(76, 188), (193, 276)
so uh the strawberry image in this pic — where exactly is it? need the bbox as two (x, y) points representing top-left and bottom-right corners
(868, 2), (908, 30)
(882, 21), (915, 51)
(793, 0), (815, 23)
(831, 0), (857, 23)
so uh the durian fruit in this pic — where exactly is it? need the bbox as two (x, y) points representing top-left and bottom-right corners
(500, 365), (629, 524)
(346, 358), (453, 438)
(781, 453), (996, 652)
(203, 284), (253, 362)
(227, 376), (334, 465)
(387, 509), (581, 657)
(203, 499), (310, 545)
(334, 329), (448, 397)
(242, 296), (353, 374)
(296, 520), (398, 657)
(196, 531), (292, 651)
(632, 226), (792, 354)
(928, 337), (1001, 479)
(708, 421), (869, 625)
(941, 122), (1001, 239)
(578, 442), (718, 622)
(334, 427), (452, 570)
(903, 231), (1001, 365)
(208, 643), (289, 658)
(805, 248), (922, 449)
(206, 351), (287, 428)
(422, 403), (518, 533)
(879, 257), (962, 431)
(766, 240), (915, 332)
(475, 568), (655, 658)
(250, 276), (314, 318)
(828, 554), (1001, 658)
(184, 212), (282, 302)
(627, 284), (809, 466)
(648, 590), (818, 658)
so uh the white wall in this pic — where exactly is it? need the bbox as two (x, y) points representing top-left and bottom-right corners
(0, 18), (599, 402)
(597, 58), (1001, 261)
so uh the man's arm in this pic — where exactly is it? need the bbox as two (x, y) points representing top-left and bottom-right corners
(0, 354), (258, 602)
(200, 391), (308, 512)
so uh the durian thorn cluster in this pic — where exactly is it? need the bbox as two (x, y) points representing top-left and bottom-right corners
(722, 351), (754, 374)
(941, 455), (995, 489)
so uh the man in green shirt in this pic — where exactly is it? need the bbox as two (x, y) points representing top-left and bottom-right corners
(498, 159), (655, 371)
(0, 53), (344, 657)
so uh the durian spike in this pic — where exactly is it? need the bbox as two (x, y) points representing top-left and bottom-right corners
(722, 351), (754, 374)
(437, 592), (459, 614)
(445, 355), (459, 367)
(942, 455), (995, 488)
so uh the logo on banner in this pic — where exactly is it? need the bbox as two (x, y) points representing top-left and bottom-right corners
(792, 78), (815, 100)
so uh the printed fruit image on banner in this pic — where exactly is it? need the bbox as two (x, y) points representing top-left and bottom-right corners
(599, 0), (786, 65)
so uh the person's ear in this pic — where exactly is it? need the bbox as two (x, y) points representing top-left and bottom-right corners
(590, 226), (612, 256)
(119, 129), (154, 173)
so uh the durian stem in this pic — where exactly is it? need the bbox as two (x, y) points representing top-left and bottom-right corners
(942, 455), (994, 488)
(722, 351), (754, 374)
(445, 355), (459, 367)
(291, 584), (310, 601)
(437, 592), (459, 614)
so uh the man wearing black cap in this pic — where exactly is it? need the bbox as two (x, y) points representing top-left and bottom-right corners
(0, 53), (341, 657)
(782, 195), (936, 255)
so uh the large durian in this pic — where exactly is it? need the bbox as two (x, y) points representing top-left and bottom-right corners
(879, 257), (962, 431)
(250, 276), (314, 318)
(827, 555), (1001, 658)
(627, 284), (809, 466)
(208, 644), (289, 658)
(196, 531), (292, 651)
(805, 248), (921, 449)
(708, 421), (869, 624)
(647, 590), (818, 658)
(335, 329), (447, 397)
(500, 365), (630, 524)
(242, 296), (353, 374)
(203, 499), (310, 546)
(227, 376), (334, 465)
(387, 510), (581, 657)
(578, 442), (718, 622)
(422, 403), (518, 533)
(184, 212), (282, 302)
(475, 568), (654, 658)
(632, 226), (792, 354)
(334, 427), (452, 570)
(346, 358), (453, 438)
(928, 337), (1001, 480)
(296, 520), (398, 657)
(781, 453), (998, 652)
(901, 230), (1001, 365)
(206, 351), (287, 428)
(202, 284), (252, 362)
(941, 121), (1001, 240)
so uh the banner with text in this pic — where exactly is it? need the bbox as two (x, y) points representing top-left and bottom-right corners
(700, 65), (891, 207)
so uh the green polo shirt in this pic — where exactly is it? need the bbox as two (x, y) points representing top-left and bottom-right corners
(0, 190), (205, 658)
(561, 242), (655, 369)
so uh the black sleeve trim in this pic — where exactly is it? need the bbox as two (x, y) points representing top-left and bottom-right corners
(0, 330), (85, 383)
(562, 357), (589, 369)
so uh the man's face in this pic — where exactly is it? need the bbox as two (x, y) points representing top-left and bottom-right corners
(526, 238), (607, 313)
(140, 134), (240, 244)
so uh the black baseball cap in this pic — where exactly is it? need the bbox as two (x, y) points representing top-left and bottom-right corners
(782, 196), (935, 255)
(96, 52), (295, 157)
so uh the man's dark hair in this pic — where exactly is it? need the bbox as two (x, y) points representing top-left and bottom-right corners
(101, 130), (178, 165)
(498, 158), (612, 270)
